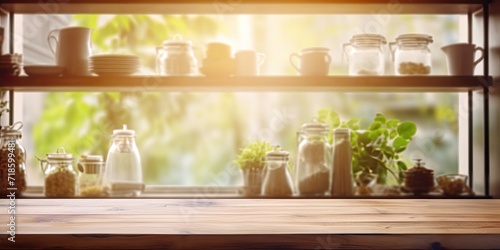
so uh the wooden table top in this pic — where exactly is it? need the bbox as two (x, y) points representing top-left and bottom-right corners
(1, 199), (500, 235)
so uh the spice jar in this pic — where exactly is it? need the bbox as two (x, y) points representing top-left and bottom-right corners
(78, 154), (105, 197)
(343, 34), (387, 75)
(38, 147), (77, 197)
(296, 122), (331, 196)
(157, 34), (197, 75)
(261, 146), (293, 197)
(0, 122), (27, 197)
(331, 129), (354, 196)
(390, 34), (433, 75)
(104, 124), (143, 196)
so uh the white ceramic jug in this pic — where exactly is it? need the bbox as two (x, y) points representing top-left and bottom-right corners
(48, 27), (92, 76)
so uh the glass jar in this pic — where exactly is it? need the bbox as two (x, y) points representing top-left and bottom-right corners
(104, 124), (143, 196)
(343, 34), (387, 75)
(261, 147), (293, 197)
(0, 122), (27, 197)
(78, 154), (105, 197)
(296, 122), (331, 196)
(157, 34), (197, 76)
(390, 34), (433, 75)
(38, 147), (77, 197)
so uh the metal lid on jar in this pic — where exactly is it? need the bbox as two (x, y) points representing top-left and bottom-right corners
(112, 124), (135, 136)
(79, 154), (104, 163)
(301, 122), (328, 132)
(265, 146), (289, 161)
(395, 33), (433, 43)
(0, 121), (23, 138)
(162, 34), (192, 47)
(350, 34), (387, 44)
(46, 147), (73, 160)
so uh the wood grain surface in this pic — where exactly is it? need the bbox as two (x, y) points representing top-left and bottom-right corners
(0, 199), (499, 249)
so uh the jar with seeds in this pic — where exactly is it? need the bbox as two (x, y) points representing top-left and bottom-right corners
(0, 122), (27, 197)
(38, 147), (77, 197)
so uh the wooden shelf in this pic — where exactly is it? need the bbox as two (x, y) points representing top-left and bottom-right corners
(0, 0), (488, 14)
(0, 76), (492, 92)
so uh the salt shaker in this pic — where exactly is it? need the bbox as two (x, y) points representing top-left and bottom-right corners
(331, 129), (354, 196)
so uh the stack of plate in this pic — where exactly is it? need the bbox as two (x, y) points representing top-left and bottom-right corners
(0, 54), (22, 76)
(89, 54), (140, 76)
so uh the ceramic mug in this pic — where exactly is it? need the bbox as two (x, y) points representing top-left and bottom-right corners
(441, 43), (484, 75)
(205, 42), (232, 61)
(48, 26), (92, 76)
(290, 47), (331, 76)
(235, 50), (266, 76)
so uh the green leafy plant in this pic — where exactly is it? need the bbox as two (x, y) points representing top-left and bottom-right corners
(235, 141), (273, 170)
(317, 109), (417, 185)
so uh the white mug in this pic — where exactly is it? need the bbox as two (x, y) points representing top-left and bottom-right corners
(235, 50), (266, 76)
(441, 43), (484, 75)
(48, 27), (92, 76)
(290, 47), (331, 76)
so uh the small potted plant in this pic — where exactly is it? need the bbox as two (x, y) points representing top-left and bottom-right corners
(317, 109), (417, 186)
(235, 140), (273, 196)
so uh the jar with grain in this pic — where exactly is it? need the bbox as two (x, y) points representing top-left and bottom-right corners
(261, 147), (294, 197)
(296, 122), (332, 196)
(39, 147), (77, 197)
(78, 154), (105, 197)
(390, 34), (433, 75)
(0, 122), (27, 197)
(343, 34), (387, 75)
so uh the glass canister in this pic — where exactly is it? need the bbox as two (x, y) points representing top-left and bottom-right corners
(296, 122), (331, 196)
(261, 147), (293, 197)
(78, 154), (105, 197)
(38, 147), (77, 197)
(104, 124), (143, 196)
(390, 34), (433, 75)
(343, 34), (387, 75)
(157, 34), (197, 76)
(0, 122), (27, 197)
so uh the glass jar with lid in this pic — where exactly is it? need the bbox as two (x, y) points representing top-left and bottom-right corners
(38, 147), (77, 197)
(0, 122), (27, 197)
(343, 34), (387, 75)
(157, 34), (198, 76)
(390, 34), (433, 75)
(104, 124), (143, 196)
(261, 146), (294, 197)
(78, 154), (105, 197)
(296, 122), (332, 196)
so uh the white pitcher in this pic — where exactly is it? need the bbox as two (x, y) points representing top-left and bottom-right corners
(48, 27), (92, 76)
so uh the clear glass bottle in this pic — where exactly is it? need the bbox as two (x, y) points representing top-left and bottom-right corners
(104, 124), (143, 196)
(343, 34), (387, 75)
(0, 122), (27, 197)
(38, 147), (77, 198)
(390, 33), (433, 75)
(296, 122), (331, 196)
(261, 147), (293, 197)
(78, 154), (105, 197)
(158, 34), (197, 76)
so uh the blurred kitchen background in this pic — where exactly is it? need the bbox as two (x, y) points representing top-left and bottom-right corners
(11, 13), (472, 186)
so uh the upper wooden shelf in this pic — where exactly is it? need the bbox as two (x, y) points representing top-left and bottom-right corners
(0, 0), (488, 14)
(0, 76), (492, 92)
